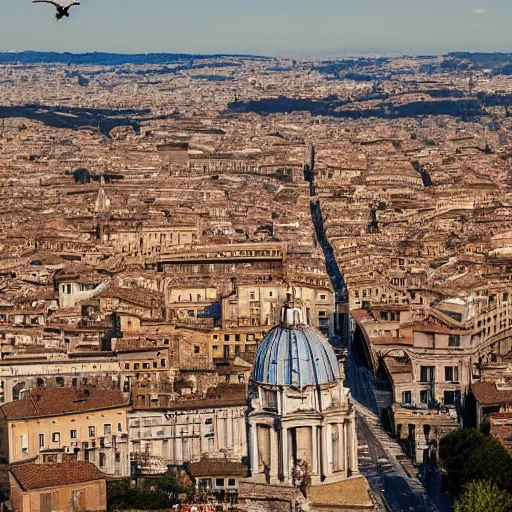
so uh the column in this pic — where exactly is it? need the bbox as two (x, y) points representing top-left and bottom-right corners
(326, 424), (333, 476)
(176, 436), (183, 464)
(321, 426), (328, 480)
(342, 421), (349, 476)
(349, 420), (359, 475)
(227, 410), (234, 449)
(337, 423), (345, 473)
(250, 424), (259, 474)
(270, 428), (279, 480)
(311, 426), (318, 475)
(281, 427), (289, 482)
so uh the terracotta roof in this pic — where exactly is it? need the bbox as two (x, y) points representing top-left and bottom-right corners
(10, 462), (106, 491)
(472, 382), (512, 406)
(189, 458), (248, 478)
(101, 286), (164, 308)
(1, 387), (129, 420)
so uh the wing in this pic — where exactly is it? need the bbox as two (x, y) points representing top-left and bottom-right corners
(32, 0), (62, 7)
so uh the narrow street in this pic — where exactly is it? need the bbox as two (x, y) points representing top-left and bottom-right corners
(346, 337), (439, 512)
(307, 162), (439, 511)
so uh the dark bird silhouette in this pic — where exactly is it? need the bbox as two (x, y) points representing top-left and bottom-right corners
(32, 0), (80, 21)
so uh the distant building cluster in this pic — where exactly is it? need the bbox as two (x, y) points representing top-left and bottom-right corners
(0, 51), (511, 512)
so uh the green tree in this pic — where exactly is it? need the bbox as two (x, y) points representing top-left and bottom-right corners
(455, 480), (512, 512)
(439, 429), (512, 496)
(107, 475), (190, 512)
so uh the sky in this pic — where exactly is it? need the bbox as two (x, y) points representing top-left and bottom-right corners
(1, 0), (512, 56)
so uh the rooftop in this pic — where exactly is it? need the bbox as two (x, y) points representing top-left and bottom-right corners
(10, 461), (107, 491)
(1, 387), (129, 420)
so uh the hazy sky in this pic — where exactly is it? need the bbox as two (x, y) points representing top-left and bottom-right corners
(1, 0), (512, 56)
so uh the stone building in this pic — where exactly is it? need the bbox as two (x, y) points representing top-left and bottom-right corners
(0, 387), (131, 477)
(9, 461), (107, 512)
(129, 384), (247, 476)
(246, 298), (358, 486)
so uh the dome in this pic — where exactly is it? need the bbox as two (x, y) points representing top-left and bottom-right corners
(252, 324), (341, 387)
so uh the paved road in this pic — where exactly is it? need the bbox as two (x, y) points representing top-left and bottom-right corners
(346, 337), (439, 512)
(356, 403), (438, 512)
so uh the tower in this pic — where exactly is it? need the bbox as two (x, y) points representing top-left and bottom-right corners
(246, 297), (358, 488)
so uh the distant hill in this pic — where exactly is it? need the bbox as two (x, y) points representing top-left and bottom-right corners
(0, 51), (270, 66)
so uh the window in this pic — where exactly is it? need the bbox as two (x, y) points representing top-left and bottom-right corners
(187, 310), (194, 317)
(320, 294), (327, 300)
(134, 363), (140, 370)
(56, 376), (64, 387)
(262, 389), (278, 410)
(72, 378), (78, 388)
(504, 293), (509, 302)
(247, 334), (255, 342)
(269, 291), (273, 297)
(104, 424), (111, 435)
(117, 422), (123, 433)
(160, 358), (166, 367)
(448, 335), (460, 347)
(142, 363), (150, 369)
(402, 391), (412, 405)
(194, 346), (200, 354)
(70, 429), (77, 439)
(205, 418), (213, 425)
(21, 434), (28, 454)
(249, 292), (255, 300)
(228, 478), (236, 487)
(444, 390), (461, 406)
(420, 366), (435, 382)
(89, 426), (95, 437)
(420, 390), (429, 404)
(40, 493), (52, 512)
(71, 489), (86, 512)
(445, 366), (459, 382)
(235, 334), (241, 342)
(124, 363), (130, 370)
(52, 432), (60, 443)
(216, 478), (225, 487)
(224, 334), (230, 342)
(39, 434), (45, 448)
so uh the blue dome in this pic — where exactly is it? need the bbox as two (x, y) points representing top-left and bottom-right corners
(252, 325), (340, 387)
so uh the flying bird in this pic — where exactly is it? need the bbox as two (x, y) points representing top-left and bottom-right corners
(32, 0), (81, 21)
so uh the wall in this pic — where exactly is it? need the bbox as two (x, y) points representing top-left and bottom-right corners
(5, 406), (130, 477)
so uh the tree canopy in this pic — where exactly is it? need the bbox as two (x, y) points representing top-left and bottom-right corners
(439, 429), (512, 496)
(455, 480), (512, 512)
(107, 475), (191, 512)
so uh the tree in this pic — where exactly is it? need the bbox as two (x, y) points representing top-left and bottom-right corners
(107, 475), (191, 512)
(455, 480), (512, 512)
(439, 429), (512, 496)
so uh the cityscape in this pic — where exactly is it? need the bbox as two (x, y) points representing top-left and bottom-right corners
(0, 3), (512, 512)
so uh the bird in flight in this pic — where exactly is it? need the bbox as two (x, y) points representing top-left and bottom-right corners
(32, 0), (81, 21)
